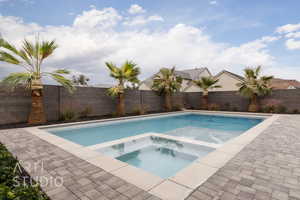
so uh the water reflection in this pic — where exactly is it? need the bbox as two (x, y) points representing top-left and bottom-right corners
(155, 147), (176, 157)
(150, 136), (184, 148)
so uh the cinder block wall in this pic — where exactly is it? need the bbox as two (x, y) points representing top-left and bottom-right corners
(1, 85), (300, 125)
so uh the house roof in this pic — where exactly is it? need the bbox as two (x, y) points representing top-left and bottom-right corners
(270, 78), (300, 89)
(214, 70), (244, 81)
(93, 83), (115, 88)
(180, 68), (211, 80)
(140, 67), (209, 88)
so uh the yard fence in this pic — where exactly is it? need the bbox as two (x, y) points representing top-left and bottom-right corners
(1, 85), (300, 125)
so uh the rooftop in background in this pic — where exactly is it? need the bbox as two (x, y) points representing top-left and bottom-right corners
(270, 78), (300, 90)
(92, 83), (115, 88)
(178, 68), (211, 80)
(214, 70), (244, 81)
(139, 67), (211, 91)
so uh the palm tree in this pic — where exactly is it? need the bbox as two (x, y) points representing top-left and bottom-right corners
(193, 77), (221, 109)
(237, 66), (273, 112)
(151, 67), (182, 111)
(72, 74), (90, 86)
(106, 61), (140, 116)
(0, 37), (74, 124)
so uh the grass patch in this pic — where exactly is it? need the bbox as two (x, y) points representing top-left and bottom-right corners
(0, 143), (49, 200)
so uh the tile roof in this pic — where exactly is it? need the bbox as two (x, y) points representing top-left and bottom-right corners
(214, 70), (244, 81)
(141, 68), (208, 88)
(270, 78), (300, 89)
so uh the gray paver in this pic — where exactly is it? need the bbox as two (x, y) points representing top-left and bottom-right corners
(185, 115), (300, 200)
(2, 115), (300, 200)
(0, 128), (161, 200)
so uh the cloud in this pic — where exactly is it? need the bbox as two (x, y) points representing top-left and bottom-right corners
(285, 32), (300, 38)
(275, 23), (300, 50)
(73, 7), (122, 29)
(209, 1), (218, 5)
(0, 7), (287, 84)
(123, 15), (164, 26)
(285, 39), (300, 50)
(128, 4), (146, 14)
(276, 23), (300, 34)
(89, 4), (96, 9)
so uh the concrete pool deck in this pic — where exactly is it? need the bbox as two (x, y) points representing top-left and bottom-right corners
(1, 112), (300, 199)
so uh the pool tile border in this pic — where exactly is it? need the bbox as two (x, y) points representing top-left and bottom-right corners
(87, 132), (221, 150)
(25, 111), (279, 200)
(111, 164), (164, 191)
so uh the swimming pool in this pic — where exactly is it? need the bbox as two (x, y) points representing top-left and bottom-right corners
(95, 135), (215, 178)
(32, 111), (274, 196)
(46, 113), (263, 146)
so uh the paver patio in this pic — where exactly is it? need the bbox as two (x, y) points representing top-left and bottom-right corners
(1, 115), (300, 200)
(186, 115), (300, 200)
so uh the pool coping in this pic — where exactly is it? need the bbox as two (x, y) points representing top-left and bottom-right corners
(25, 111), (279, 200)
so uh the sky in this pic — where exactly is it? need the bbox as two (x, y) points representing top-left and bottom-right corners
(0, 0), (300, 84)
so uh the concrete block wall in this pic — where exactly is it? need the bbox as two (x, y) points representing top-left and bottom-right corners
(1, 85), (300, 125)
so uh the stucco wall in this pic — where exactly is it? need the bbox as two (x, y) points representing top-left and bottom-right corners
(212, 73), (242, 91)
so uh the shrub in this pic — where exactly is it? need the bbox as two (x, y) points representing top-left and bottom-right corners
(133, 105), (148, 115)
(231, 107), (238, 112)
(207, 103), (220, 111)
(224, 103), (231, 111)
(275, 105), (286, 114)
(293, 109), (299, 114)
(79, 107), (92, 118)
(60, 110), (77, 121)
(173, 104), (184, 111)
(111, 111), (118, 117)
(0, 143), (49, 200)
(261, 105), (275, 113)
(261, 104), (287, 114)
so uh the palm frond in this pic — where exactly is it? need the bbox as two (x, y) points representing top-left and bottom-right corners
(107, 86), (123, 97)
(53, 69), (70, 74)
(49, 73), (75, 93)
(151, 67), (182, 95)
(238, 66), (273, 98)
(0, 51), (21, 65)
(106, 61), (141, 92)
(40, 40), (58, 60)
(1, 72), (32, 90)
(193, 77), (221, 91)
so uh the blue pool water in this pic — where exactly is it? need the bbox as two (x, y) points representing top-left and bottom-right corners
(117, 146), (197, 178)
(46, 113), (263, 146)
(97, 136), (215, 178)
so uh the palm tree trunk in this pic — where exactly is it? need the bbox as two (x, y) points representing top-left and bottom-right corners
(248, 94), (259, 112)
(165, 93), (172, 111)
(118, 93), (125, 116)
(201, 90), (209, 109)
(28, 89), (46, 124)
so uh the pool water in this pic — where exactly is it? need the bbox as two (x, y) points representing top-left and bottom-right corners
(96, 136), (215, 178)
(46, 113), (263, 146)
(117, 146), (196, 179)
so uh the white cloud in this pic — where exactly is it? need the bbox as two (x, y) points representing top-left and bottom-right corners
(285, 32), (300, 38)
(209, 1), (218, 5)
(0, 7), (291, 84)
(285, 39), (300, 50)
(276, 23), (300, 34)
(123, 15), (164, 26)
(73, 7), (122, 29)
(128, 4), (146, 14)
